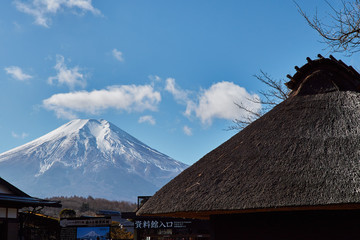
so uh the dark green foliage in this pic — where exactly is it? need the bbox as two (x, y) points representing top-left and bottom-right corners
(59, 208), (76, 218)
(80, 202), (90, 212)
(111, 222), (134, 239)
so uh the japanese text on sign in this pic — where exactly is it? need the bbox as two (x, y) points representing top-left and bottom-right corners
(134, 220), (191, 229)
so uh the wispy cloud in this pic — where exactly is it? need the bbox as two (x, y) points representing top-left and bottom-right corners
(13, 21), (23, 31)
(112, 48), (124, 62)
(149, 75), (161, 82)
(14, 0), (101, 28)
(183, 125), (192, 136)
(11, 131), (29, 139)
(138, 115), (156, 125)
(4, 66), (33, 81)
(165, 78), (189, 103)
(48, 55), (86, 89)
(43, 84), (161, 119)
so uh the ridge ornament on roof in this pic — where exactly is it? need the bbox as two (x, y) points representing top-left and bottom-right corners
(285, 54), (360, 96)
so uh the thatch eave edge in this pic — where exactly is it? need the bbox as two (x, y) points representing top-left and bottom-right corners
(138, 203), (360, 220)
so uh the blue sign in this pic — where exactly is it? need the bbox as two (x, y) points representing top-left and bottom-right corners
(76, 226), (110, 240)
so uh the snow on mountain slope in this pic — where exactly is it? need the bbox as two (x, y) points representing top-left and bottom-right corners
(0, 119), (188, 201)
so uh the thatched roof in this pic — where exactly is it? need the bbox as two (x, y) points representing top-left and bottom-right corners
(138, 55), (360, 219)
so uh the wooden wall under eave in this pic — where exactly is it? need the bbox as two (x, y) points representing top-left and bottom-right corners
(210, 209), (360, 240)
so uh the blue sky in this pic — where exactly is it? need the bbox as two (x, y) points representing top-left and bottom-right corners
(0, 0), (354, 165)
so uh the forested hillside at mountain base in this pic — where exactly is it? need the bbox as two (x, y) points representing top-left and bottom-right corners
(35, 196), (137, 218)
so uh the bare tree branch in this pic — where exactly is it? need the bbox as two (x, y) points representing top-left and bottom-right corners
(228, 71), (289, 131)
(296, 0), (360, 54)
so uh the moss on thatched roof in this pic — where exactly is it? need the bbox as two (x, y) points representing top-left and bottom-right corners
(138, 55), (360, 219)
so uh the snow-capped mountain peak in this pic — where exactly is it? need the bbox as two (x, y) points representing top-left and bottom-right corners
(0, 119), (188, 201)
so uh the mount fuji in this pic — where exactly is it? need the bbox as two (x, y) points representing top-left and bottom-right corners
(0, 119), (188, 201)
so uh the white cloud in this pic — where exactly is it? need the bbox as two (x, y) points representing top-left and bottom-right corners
(48, 55), (86, 89)
(138, 115), (156, 125)
(187, 81), (261, 125)
(12, 131), (29, 139)
(43, 84), (161, 119)
(165, 78), (261, 126)
(183, 125), (192, 136)
(112, 49), (124, 62)
(4, 66), (33, 81)
(14, 0), (101, 28)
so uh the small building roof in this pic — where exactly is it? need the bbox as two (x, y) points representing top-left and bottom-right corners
(138, 55), (360, 219)
(0, 177), (61, 208)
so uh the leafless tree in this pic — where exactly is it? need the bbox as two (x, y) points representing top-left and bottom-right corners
(230, 0), (360, 131)
(230, 1), (360, 131)
(228, 71), (289, 131)
(296, 1), (360, 54)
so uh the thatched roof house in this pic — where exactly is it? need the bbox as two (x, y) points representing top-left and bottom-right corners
(138, 55), (360, 239)
(0, 177), (61, 208)
(0, 177), (61, 240)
